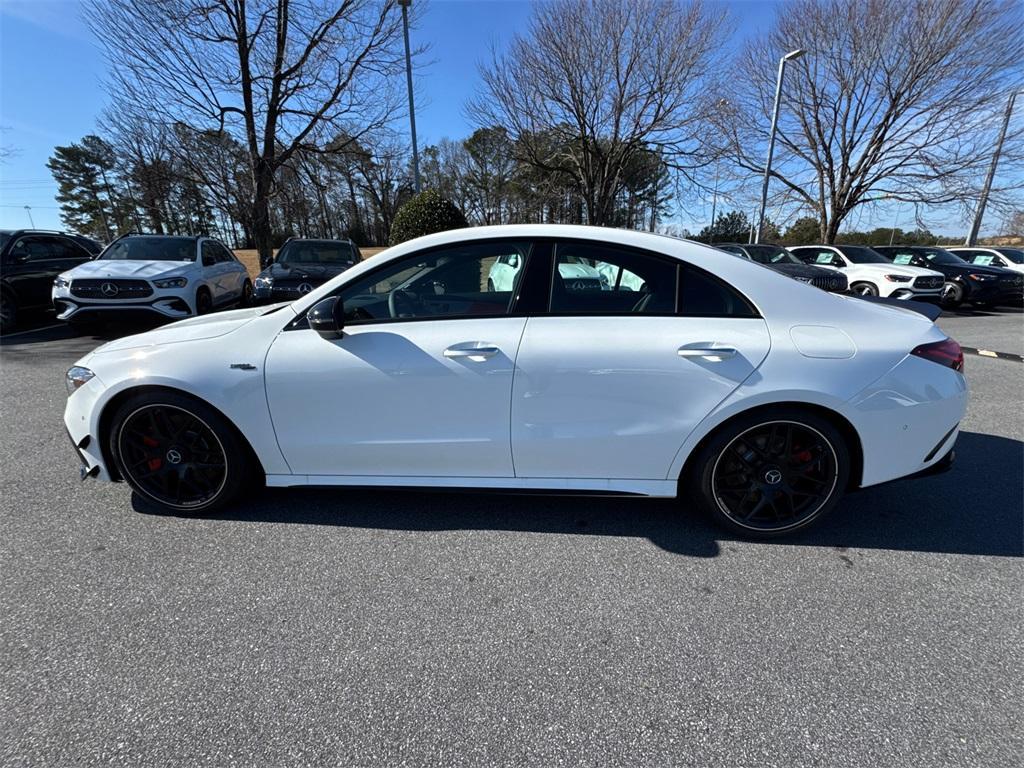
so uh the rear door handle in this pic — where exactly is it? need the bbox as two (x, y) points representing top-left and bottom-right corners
(678, 346), (737, 360)
(444, 344), (500, 360)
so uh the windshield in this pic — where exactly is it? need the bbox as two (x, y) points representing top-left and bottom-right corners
(743, 245), (801, 265)
(838, 245), (890, 264)
(995, 248), (1024, 264)
(100, 237), (195, 262)
(916, 247), (967, 266)
(277, 240), (356, 266)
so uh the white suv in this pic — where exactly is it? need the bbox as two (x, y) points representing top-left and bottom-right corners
(946, 246), (1024, 276)
(788, 244), (944, 301)
(53, 235), (252, 326)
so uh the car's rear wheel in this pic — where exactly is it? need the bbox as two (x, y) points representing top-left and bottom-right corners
(0, 289), (16, 333)
(108, 391), (252, 514)
(850, 282), (878, 297)
(941, 282), (963, 308)
(195, 288), (213, 315)
(690, 409), (849, 537)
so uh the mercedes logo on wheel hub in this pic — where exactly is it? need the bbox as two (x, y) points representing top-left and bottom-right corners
(165, 449), (183, 465)
(100, 282), (119, 297)
(763, 468), (783, 485)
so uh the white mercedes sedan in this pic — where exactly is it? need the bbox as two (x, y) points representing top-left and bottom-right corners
(63, 225), (968, 537)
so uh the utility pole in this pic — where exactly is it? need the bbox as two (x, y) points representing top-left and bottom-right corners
(966, 90), (1020, 246)
(756, 49), (805, 243)
(397, 0), (421, 194)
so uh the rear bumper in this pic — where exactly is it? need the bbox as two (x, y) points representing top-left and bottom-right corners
(846, 354), (968, 488)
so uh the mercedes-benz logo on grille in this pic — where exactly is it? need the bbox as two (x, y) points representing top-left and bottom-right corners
(298, 282), (314, 294)
(165, 449), (182, 465)
(100, 282), (119, 297)
(764, 469), (783, 485)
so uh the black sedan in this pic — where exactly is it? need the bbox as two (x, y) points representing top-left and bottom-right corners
(716, 243), (848, 293)
(873, 245), (1024, 308)
(253, 238), (362, 304)
(1, 229), (94, 332)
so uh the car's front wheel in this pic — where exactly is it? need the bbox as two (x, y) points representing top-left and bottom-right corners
(108, 391), (254, 514)
(941, 281), (964, 308)
(0, 288), (16, 333)
(850, 282), (878, 297)
(689, 409), (850, 537)
(195, 288), (213, 315)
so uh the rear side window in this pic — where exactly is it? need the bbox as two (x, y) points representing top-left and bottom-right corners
(678, 263), (759, 318)
(549, 241), (677, 314)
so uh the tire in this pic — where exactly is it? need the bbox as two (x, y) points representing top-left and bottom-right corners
(108, 390), (254, 515)
(941, 281), (964, 308)
(195, 288), (213, 315)
(687, 408), (850, 538)
(850, 282), (878, 297)
(239, 279), (253, 307)
(0, 288), (16, 334)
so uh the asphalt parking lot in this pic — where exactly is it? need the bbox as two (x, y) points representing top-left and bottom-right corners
(1, 307), (1021, 767)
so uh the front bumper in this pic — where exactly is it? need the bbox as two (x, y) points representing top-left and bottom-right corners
(53, 286), (194, 322)
(64, 376), (113, 482)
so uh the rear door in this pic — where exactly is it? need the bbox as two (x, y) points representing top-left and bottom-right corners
(510, 240), (771, 481)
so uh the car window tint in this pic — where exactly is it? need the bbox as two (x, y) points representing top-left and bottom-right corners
(678, 263), (759, 318)
(339, 240), (530, 323)
(549, 242), (676, 314)
(201, 241), (218, 266)
(217, 244), (236, 263)
(52, 237), (88, 259)
(11, 237), (54, 261)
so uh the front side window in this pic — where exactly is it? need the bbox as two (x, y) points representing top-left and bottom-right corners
(995, 248), (1024, 264)
(9, 237), (55, 261)
(549, 242), (676, 314)
(338, 240), (530, 323)
(102, 237), (195, 262)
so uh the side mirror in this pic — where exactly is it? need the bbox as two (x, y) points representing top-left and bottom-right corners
(308, 296), (345, 339)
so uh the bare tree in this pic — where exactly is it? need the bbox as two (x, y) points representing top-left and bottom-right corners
(717, 0), (1024, 242)
(469, 0), (726, 226)
(88, 0), (411, 265)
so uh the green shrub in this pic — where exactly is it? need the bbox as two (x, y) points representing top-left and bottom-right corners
(389, 190), (468, 246)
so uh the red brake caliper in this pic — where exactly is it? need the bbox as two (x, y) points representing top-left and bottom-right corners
(142, 435), (162, 470)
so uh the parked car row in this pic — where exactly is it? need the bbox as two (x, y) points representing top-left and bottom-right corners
(2, 227), (1020, 335)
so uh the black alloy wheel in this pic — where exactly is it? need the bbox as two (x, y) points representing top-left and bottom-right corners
(692, 411), (849, 537)
(110, 392), (253, 513)
(196, 288), (213, 315)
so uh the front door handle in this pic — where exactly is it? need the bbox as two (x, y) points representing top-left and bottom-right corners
(444, 344), (499, 360)
(678, 346), (737, 360)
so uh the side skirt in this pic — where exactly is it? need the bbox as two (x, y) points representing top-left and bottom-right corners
(264, 474), (678, 497)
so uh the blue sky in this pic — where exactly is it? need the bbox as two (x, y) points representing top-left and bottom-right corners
(2, 0), (969, 237)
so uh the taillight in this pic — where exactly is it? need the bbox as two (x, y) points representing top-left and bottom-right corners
(911, 338), (963, 372)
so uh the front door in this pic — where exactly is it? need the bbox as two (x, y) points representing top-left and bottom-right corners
(264, 239), (534, 478)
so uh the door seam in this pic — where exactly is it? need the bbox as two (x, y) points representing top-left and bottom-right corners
(508, 316), (531, 478)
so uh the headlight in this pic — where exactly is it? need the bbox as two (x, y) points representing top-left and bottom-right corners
(883, 274), (912, 283)
(967, 273), (994, 281)
(254, 276), (273, 289)
(54, 276), (70, 288)
(65, 366), (95, 396)
(153, 276), (188, 289)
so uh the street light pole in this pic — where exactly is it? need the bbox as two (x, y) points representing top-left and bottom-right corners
(397, 0), (421, 194)
(756, 49), (805, 244)
(966, 89), (1020, 246)
(24, 205), (35, 228)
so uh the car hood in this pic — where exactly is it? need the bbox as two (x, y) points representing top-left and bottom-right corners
(259, 262), (353, 281)
(89, 304), (290, 354)
(64, 259), (193, 280)
(855, 263), (942, 278)
(767, 262), (836, 279)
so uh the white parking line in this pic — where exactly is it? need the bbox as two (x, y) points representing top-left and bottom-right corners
(0, 323), (65, 338)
